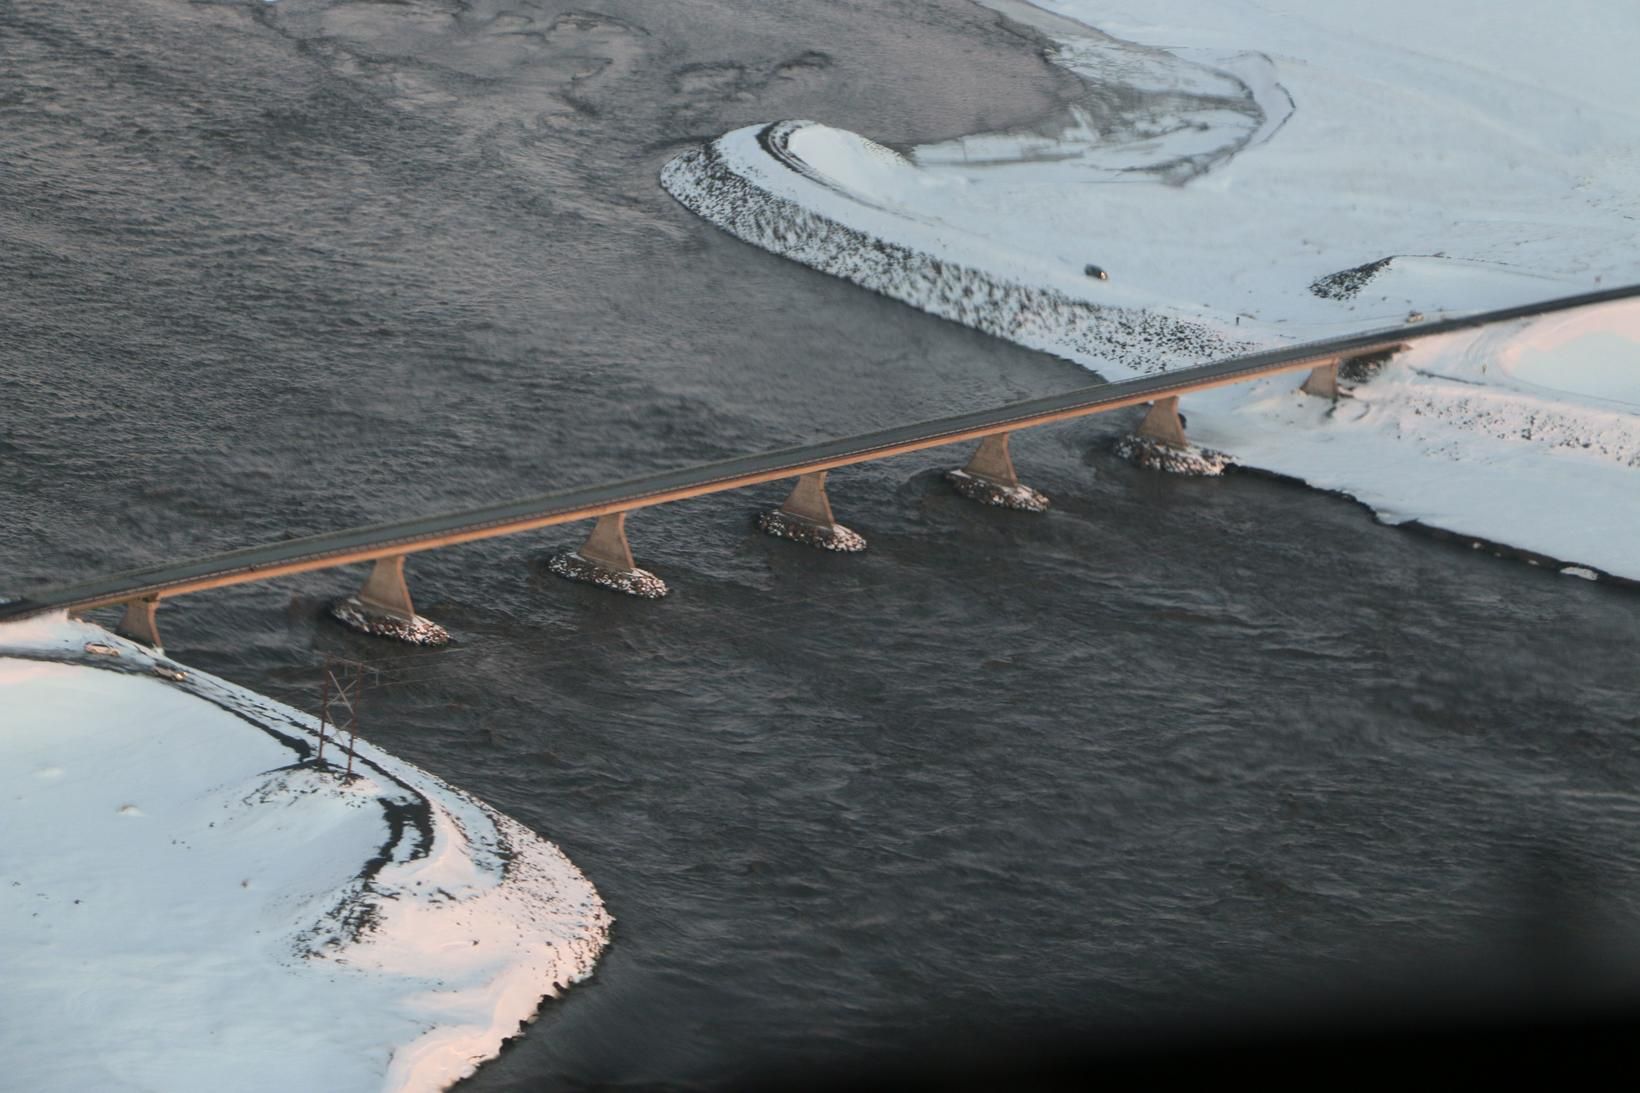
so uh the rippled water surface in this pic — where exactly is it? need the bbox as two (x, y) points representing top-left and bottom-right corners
(3, 2), (1639, 1088)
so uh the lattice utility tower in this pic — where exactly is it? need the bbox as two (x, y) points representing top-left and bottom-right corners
(315, 655), (372, 777)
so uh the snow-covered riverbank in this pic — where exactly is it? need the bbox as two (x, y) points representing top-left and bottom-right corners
(0, 615), (609, 1093)
(662, 0), (1640, 582)
(1186, 303), (1640, 582)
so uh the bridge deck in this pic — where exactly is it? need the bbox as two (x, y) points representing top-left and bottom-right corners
(3, 283), (1636, 621)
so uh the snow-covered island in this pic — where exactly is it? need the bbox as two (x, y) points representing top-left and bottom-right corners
(662, 0), (1640, 582)
(0, 615), (609, 1092)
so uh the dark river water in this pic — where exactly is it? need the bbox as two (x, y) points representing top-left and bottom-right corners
(4, 1), (1639, 1087)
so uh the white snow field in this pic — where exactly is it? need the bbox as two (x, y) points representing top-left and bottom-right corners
(0, 615), (609, 1093)
(661, 0), (1640, 581)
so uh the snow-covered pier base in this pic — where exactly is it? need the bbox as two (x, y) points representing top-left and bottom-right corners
(757, 509), (867, 551)
(944, 469), (1050, 512)
(1113, 434), (1232, 477)
(328, 555), (450, 646)
(548, 512), (670, 598)
(758, 471), (867, 552)
(945, 433), (1050, 512)
(547, 551), (669, 598)
(0, 615), (609, 1093)
(1113, 396), (1233, 477)
(329, 595), (451, 646)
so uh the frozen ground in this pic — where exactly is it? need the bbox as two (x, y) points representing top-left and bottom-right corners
(0, 615), (609, 1093)
(1188, 300), (1640, 581)
(662, 0), (1640, 581)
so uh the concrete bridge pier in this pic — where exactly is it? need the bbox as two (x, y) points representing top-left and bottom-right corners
(1115, 395), (1229, 475)
(758, 471), (867, 551)
(1300, 360), (1341, 399)
(1137, 396), (1188, 448)
(548, 512), (669, 598)
(329, 555), (451, 645)
(116, 597), (163, 650)
(946, 433), (1049, 512)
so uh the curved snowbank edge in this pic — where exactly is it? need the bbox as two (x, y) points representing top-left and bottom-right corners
(0, 615), (610, 1093)
(661, 121), (1256, 379)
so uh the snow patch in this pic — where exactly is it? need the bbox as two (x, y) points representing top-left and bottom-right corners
(0, 614), (609, 1093)
(1183, 321), (1640, 580)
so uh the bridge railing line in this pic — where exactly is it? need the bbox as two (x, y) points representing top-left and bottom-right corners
(3, 279), (1637, 640)
(1, 342), (1391, 616)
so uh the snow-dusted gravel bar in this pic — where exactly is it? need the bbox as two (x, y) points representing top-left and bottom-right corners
(663, 0), (1640, 582)
(0, 615), (609, 1093)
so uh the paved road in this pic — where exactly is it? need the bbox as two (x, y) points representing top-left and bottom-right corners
(3, 282), (1636, 621)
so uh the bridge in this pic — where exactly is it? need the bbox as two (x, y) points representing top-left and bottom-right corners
(3, 283), (1636, 648)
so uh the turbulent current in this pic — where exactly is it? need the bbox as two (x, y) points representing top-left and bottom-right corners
(3, 1), (1639, 1087)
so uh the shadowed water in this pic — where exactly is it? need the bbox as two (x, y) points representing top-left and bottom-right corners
(2, 1), (1638, 1088)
